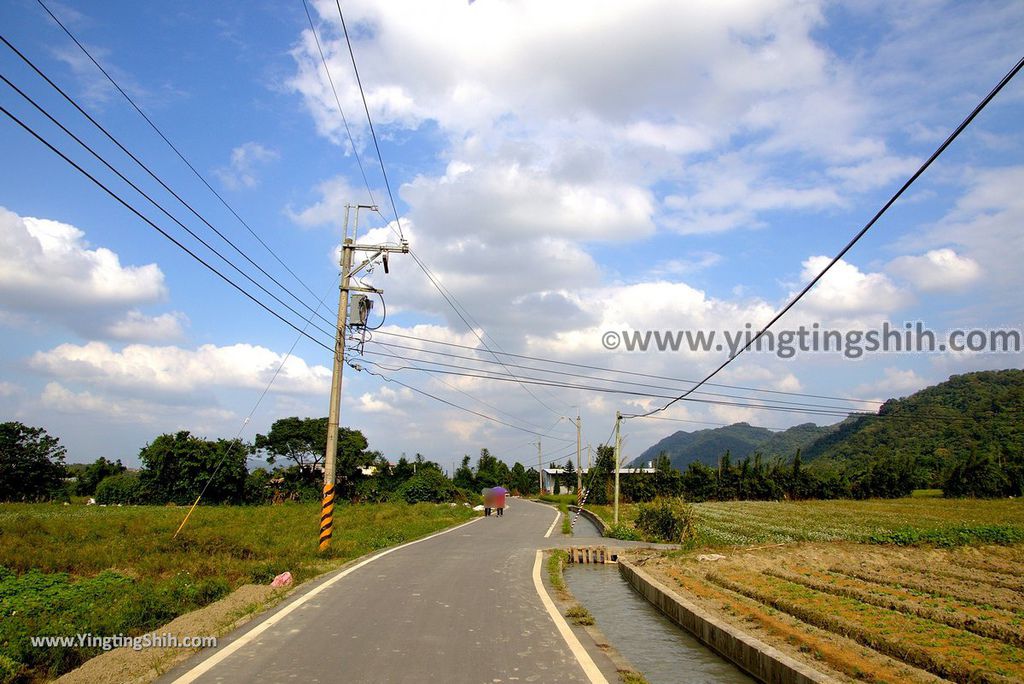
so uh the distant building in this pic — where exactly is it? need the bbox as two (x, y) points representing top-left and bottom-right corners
(540, 466), (656, 495)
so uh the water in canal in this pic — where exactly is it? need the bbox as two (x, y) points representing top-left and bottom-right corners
(567, 518), (753, 683)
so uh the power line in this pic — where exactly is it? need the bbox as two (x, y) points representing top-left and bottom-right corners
(352, 353), (1020, 427)
(175, 277), (339, 537)
(352, 356), (862, 419)
(369, 328), (883, 406)
(344, 341), (565, 435)
(334, 0), (403, 240)
(0, 69), (339, 343)
(624, 52), (1024, 420)
(300, 0), (378, 209)
(350, 362), (574, 440)
(362, 339), (875, 413)
(0, 104), (335, 355)
(362, 338), (1024, 425)
(33, 0), (326, 305)
(316, 0), (571, 417)
(405, 247), (568, 417)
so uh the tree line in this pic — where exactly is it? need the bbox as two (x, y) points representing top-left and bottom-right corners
(0, 419), (542, 506)
(4, 410), (1020, 506)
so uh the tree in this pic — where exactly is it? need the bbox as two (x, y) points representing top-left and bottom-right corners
(943, 451), (1009, 498)
(95, 472), (142, 504)
(475, 448), (509, 489)
(561, 458), (576, 491)
(76, 457), (126, 496)
(510, 461), (529, 495)
(138, 431), (248, 505)
(680, 461), (717, 502)
(453, 455), (476, 491)
(0, 422), (67, 502)
(254, 417), (369, 495)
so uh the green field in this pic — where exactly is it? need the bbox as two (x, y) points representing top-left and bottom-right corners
(0, 502), (475, 682)
(589, 497), (1024, 546)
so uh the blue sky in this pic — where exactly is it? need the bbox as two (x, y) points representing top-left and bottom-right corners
(0, 0), (1021, 469)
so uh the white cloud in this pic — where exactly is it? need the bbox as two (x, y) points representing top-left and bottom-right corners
(215, 142), (278, 190)
(30, 341), (331, 397)
(0, 382), (19, 398)
(402, 160), (656, 242)
(662, 155), (843, 234)
(887, 248), (981, 293)
(0, 207), (192, 342)
(104, 311), (189, 342)
(797, 256), (911, 316)
(0, 207), (166, 312)
(853, 367), (930, 400)
(39, 381), (238, 428)
(287, 175), (375, 228)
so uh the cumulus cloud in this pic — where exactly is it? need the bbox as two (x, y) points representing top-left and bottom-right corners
(215, 142), (278, 190)
(797, 256), (911, 316)
(853, 367), (930, 400)
(887, 248), (981, 293)
(30, 341), (331, 397)
(287, 175), (373, 228)
(104, 310), (189, 342)
(0, 207), (166, 312)
(0, 207), (193, 342)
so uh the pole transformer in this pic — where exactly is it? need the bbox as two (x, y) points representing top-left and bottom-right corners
(320, 204), (408, 552)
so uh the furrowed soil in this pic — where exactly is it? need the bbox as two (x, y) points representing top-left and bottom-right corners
(631, 542), (1024, 684)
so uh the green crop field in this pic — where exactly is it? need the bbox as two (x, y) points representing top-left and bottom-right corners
(589, 497), (1024, 546)
(0, 502), (475, 682)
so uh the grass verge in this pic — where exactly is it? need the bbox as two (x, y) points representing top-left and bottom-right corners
(0, 501), (474, 682)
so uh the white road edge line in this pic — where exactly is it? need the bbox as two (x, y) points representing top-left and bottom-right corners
(171, 516), (483, 683)
(544, 508), (560, 538)
(531, 550), (609, 684)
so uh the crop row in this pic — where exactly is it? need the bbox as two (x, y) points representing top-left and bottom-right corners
(766, 567), (1024, 647)
(835, 565), (1024, 615)
(708, 569), (1024, 683)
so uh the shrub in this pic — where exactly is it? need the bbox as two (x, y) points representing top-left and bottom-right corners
(565, 604), (595, 626)
(393, 469), (458, 504)
(94, 473), (143, 505)
(0, 654), (22, 684)
(635, 497), (696, 543)
(606, 522), (641, 541)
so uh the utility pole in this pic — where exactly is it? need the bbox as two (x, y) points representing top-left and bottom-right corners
(537, 438), (543, 495)
(587, 443), (591, 471)
(613, 411), (622, 525)
(575, 411), (582, 503)
(320, 203), (408, 553)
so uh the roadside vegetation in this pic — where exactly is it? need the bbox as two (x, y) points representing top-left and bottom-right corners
(0, 502), (474, 682)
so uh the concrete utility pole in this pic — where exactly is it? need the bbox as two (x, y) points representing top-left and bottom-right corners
(614, 411), (622, 525)
(321, 203), (408, 552)
(537, 438), (543, 495)
(575, 412), (582, 502)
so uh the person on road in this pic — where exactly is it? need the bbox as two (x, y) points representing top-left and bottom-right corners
(493, 486), (507, 516)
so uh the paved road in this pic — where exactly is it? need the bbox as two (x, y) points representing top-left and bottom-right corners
(161, 499), (614, 684)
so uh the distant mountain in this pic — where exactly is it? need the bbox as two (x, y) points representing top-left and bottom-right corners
(799, 369), (1024, 484)
(631, 369), (1024, 487)
(754, 422), (842, 458)
(630, 422), (828, 470)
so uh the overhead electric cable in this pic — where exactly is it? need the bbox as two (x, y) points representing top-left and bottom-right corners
(624, 53), (1024, 420)
(33, 0), (326, 304)
(0, 104), (335, 354)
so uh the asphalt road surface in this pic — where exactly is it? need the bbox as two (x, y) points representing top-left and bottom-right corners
(161, 499), (615, 684)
